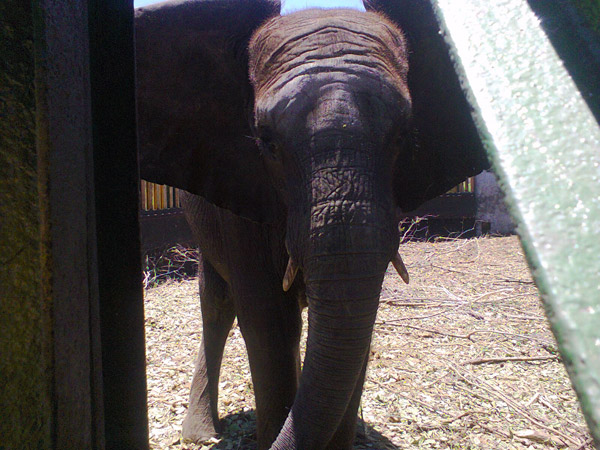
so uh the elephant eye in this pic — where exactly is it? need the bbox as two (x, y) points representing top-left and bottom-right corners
(395, 126), (415, 148)
(257, 129), (280, 162)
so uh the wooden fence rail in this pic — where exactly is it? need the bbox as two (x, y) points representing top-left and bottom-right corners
(140, 180), (182, 211)
(139, 178), (477, 251)
(448, 177), (474, 193)
(139, 178), (475, 213)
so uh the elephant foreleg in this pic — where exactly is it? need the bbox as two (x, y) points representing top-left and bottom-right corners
(234, 286), (302, 450)
(182, 260), (235, 443)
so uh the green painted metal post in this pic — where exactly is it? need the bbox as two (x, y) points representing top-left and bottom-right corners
(429, 0), (600, 444)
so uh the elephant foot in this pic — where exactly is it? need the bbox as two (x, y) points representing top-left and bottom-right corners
(181, 410), (219, 444)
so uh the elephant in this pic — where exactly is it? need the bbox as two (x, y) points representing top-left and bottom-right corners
(135, 0), (488, 448)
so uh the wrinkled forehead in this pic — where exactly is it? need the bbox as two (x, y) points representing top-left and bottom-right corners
(248, 9), (409, 95)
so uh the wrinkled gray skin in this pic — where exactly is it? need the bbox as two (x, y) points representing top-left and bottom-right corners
(185, 11), (406, 448)
(135, 1), (487, 448)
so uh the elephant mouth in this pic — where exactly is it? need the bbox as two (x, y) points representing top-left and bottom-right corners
(281, 251), (409, 292)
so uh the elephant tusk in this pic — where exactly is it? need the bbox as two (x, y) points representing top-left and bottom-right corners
(392, 251), (410, 284)
(282, 257), (298, 292)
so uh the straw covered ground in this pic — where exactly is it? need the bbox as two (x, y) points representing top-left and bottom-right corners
(144, 235), (593, 449)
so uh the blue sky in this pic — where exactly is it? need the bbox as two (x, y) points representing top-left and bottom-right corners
(133, 0), (365, 13)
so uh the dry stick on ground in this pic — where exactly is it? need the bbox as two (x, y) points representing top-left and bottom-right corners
(476, 293), (538, 307)
(465, 330), (555, 347)
(495, 313), (546, 321)
(574, 438), (595, 450)
(381, 305), (463, 322)
(422, 370), (450, 389)
(428, 236), (477, 256)
(456, 238), (482, 264)
(418, 411), (477, 431)
(395, 391), (442, 416)
(463, 355), (560, 366)
(379, 300), (451, 308)
(380, 323), (557, 348)
(468, 288), (516, 303)
(452, 384), (499, 409)
(444, 360), (583, 447)
(369, 379), (444, 416)
(430, 264), (535, 285)
(376, 323), (473, 340)
(538, 396), (588, 433)
(380, 288), (514, 323)
(526, 392), (541, 407)
(478, 423), (513, 440)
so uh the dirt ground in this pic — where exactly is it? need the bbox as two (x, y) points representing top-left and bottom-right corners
(144, 236), (593, 449)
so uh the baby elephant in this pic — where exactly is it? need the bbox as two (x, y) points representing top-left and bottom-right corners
(135, 0), (487, 448)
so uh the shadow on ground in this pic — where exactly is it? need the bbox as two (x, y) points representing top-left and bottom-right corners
(202, 410), (399, 450)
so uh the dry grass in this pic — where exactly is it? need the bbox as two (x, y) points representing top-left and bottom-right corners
(144, 236), (593, 449)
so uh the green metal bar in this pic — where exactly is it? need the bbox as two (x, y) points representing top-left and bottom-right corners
(430, 0), (600, 444)
(526, 0), (600, 124)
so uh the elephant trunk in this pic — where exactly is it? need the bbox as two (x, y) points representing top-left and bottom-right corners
(273, 241), (391, 448)
(273, 134), (399, 447)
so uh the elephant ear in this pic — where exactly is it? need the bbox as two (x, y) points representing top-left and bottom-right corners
(364, 0), (490, 212)
(135, 0), (281, 223)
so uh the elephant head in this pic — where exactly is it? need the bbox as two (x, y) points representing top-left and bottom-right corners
(135, 0), (487, 448)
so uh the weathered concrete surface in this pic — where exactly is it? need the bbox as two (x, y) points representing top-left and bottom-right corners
(0, 2), (52, 448)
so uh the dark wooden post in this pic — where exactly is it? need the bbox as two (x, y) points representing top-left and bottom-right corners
(1, 0), (148, 448)
(88, 0), (149, 448)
